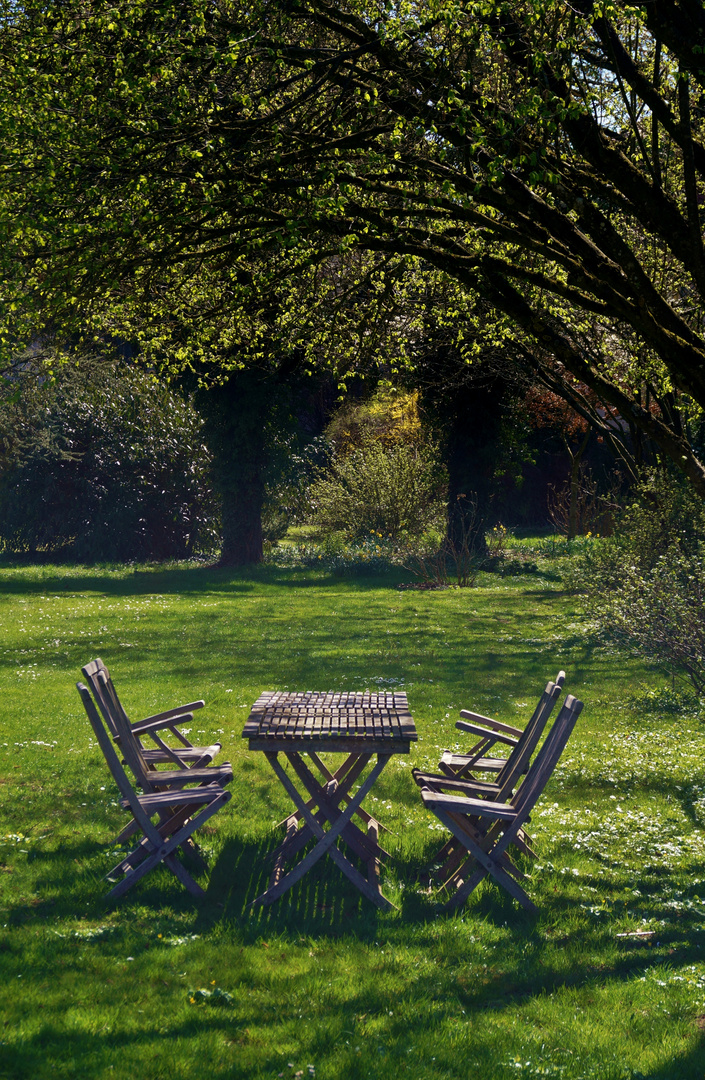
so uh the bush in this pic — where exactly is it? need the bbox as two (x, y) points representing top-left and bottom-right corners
(0, 357), (219, 561)
(570, 473), (705, 693)
(309, 438), (446, 541)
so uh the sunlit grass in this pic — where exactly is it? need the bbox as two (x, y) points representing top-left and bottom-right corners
(1, 551), (704, 1078)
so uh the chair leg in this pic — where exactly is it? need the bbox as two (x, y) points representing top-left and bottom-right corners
(446, 859), (537, 913)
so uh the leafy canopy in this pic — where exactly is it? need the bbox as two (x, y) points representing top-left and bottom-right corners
(2, 0), (705, 490)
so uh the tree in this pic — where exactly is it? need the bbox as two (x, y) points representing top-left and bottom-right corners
(2, 0), (705, 498)
(193, 361), (330, 564)
(524, 382), (618, 538)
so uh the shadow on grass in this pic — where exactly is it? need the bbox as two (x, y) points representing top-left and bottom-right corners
(204, 834), (387, 942)
(0, 560), (412, 597)
(1, 1001), (703, 1080)
(4, 831), (705, 1080)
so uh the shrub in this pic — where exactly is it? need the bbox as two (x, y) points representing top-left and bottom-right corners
(324, 387), (422, 452)
(0, 357), (219, 561)
(570, 473), (705, 693)
(309, 437), (446, 541)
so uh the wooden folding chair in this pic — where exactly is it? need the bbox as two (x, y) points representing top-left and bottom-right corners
(82, 658), (220, 769)
(436, 671), (566, 780)
(420, 694), (583, 912)
(85, 665), (233, 853)
(89, 667), (234, 796)
(78, 683), (232, 898)
(413, 676), (563, 874)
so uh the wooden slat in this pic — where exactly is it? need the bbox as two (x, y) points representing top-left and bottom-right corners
(243, 690), (418, 747)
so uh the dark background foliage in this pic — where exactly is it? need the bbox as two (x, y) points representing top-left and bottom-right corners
(0, 357), (219, 561)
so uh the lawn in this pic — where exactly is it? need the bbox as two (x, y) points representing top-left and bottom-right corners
(1, 549), (704, 1079)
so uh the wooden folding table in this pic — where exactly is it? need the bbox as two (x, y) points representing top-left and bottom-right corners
(243, 690), (418, 909)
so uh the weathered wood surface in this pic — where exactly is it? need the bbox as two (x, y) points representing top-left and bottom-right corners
(243, 691), (417, 752)
(77, 682), (232, 900)
(93, 668), (234, 796)
(251, 750), (394, 910)
(418, 674), (564, 800)
(437, 670), (566, 783)
(458, 711), (524, 737)
(82, 657), (221, 768)
(415, 673), (566, 877)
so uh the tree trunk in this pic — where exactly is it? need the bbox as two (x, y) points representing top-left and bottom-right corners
(219, 468), (264, 565)
(422, 363), (510, 557)
(566, 429), (591, 540)
(197, 372), (270, 566)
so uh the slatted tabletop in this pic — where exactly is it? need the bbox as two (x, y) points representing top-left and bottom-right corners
(243, 690), (417, 753)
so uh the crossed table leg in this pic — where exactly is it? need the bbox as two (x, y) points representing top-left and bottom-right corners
(250, 750), (396, 909)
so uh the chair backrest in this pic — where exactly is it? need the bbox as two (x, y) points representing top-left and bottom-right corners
(77, 682), (140, 808)
(82, 658), (132, 741)
(494, 671), (565, 795)
(511, 694), (583, 820)
(86, 665), (154, 792)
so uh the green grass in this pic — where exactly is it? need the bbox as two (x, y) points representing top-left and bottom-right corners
(1, 552), (705, 1078)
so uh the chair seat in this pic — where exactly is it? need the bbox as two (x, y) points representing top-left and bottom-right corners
(413, 769), (502, 797)
(142, 743), (221, 765)
(439, 751), (508, 774)
(122, 783), (229, 813)
(422, 789), (519, 818)
(134, 763), (233, 789)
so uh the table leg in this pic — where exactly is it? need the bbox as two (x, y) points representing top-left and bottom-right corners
(274, 751), (387, 832)
(286, 752), (390, 863)
(269, 752), (391, 866)
(309, 751), (389, 831)
(251, 752), (395, 909)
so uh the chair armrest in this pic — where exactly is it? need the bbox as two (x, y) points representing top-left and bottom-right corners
(413, 770), (501, 796)
(132, 712), (196, 735)
(132, 701), (204, 733)
(458, 710), (523, 737)
(454, 720), (517, 747)
(421, 789), (517, 819)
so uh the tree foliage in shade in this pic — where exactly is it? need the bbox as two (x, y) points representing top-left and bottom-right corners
(0, 358), (218, 561)
(2, 1), (705, 492)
